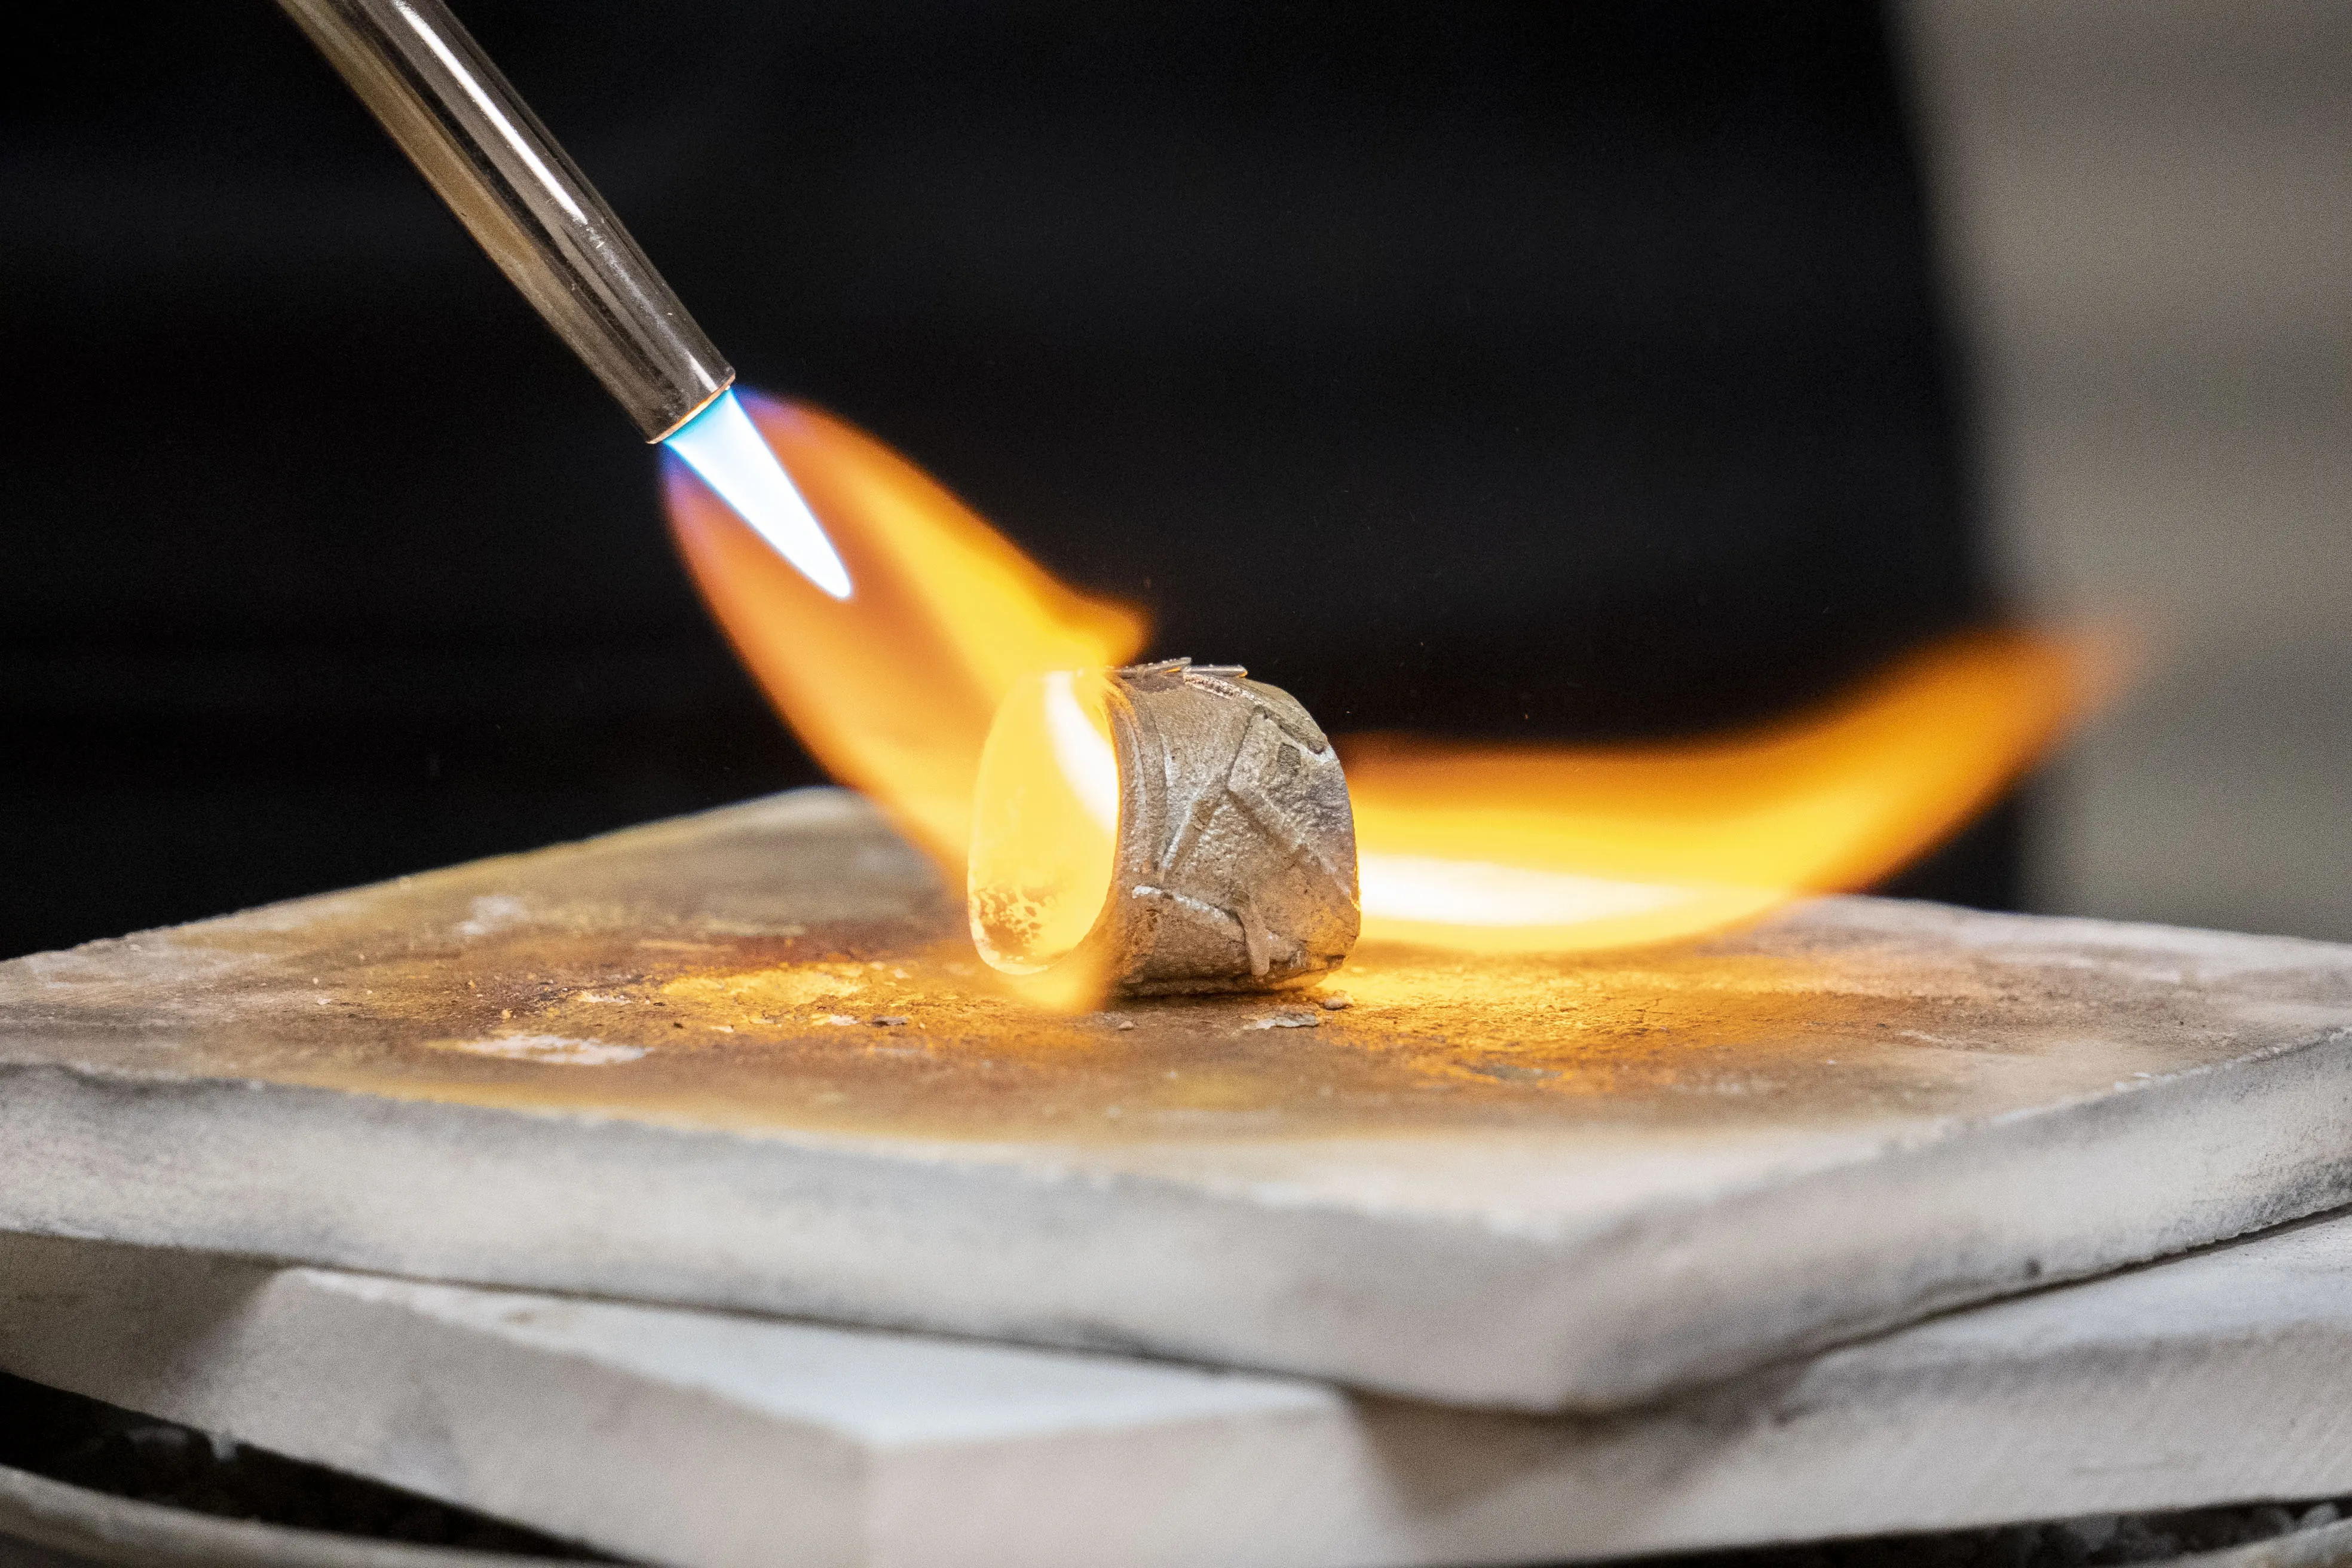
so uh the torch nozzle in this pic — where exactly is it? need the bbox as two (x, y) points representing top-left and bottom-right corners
(277, 0), (730, 442)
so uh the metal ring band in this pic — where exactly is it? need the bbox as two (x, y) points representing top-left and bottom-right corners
(1088, 660), (1359, 996)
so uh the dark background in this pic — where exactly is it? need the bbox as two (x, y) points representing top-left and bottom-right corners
(0, 1), (2005, 960)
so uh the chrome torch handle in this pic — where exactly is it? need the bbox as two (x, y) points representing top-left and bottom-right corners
(277, 0), (733, 439)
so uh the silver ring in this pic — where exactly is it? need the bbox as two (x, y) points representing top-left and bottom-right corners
(1086, 660), (1359, 995)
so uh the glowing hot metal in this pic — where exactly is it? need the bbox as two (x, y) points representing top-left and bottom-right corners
(968, 660), (1359, 1002)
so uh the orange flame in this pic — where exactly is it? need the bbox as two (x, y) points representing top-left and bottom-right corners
(667, 394), (1143, 866)
(669, 394), (2094, 957)
(1345, 633), (2090, 951)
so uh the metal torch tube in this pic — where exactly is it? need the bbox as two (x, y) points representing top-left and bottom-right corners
(277, 0), (733, 440)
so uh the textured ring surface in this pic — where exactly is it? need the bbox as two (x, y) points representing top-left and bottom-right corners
(1089, 659), (1359, 995)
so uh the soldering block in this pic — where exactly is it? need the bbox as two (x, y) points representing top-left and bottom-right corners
(3, 788), (2352, 1412)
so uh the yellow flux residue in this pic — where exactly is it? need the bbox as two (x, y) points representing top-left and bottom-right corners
(668, 394), (2100, 957)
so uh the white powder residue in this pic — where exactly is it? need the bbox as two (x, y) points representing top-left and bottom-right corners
(455, 895), (532, 939)
(439, 1034), (646, 1066)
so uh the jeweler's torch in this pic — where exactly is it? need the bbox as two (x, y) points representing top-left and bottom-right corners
(276, 0), (851, 598)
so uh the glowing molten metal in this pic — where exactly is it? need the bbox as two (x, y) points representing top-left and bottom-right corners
(668, 395), (2092, 968)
